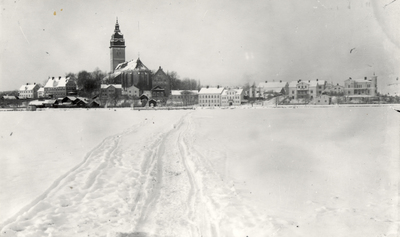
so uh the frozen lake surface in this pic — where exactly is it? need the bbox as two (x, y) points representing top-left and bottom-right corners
(0, 107), (398, 236)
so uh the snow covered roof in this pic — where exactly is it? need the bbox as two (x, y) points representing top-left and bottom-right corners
(56, 78), (68, 87)
(38, 87), (44, 92)
(221, 88), (243, 95)
(115, 58), (149, 72)
(3, 95), (18, 99)
(101, 84), (122, 89)
(19, 84), (38, 91)
(29, 100), (44, 106)
(199, 87), (224, 94)
(44, 77), (70, 88)
(171, 90), (199, 95)
(257, 81), (287, 89)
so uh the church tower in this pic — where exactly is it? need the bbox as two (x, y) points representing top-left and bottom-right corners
(110, 18), (126, 72)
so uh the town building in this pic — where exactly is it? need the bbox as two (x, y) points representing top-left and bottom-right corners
(110, 19), (126, 72)
(288, 79), (326, 100)
(311, 94), (331, 105)
(323, 83), (344, 95)
(18, 83), (40, 99)
(121, 84), (140, 98)
(117, 58), (152, 93)
(221, 88), (244, 106)
(44, 77), (77, 99)
(152, 66), (171, 97)
(100, 84), (122, 99)
(344, 75), (377, 96)
(198, 87), (224, 107)
(257, 81), (288, 98)
(37, 87), (44, 98)
(168, 90), (199, 106)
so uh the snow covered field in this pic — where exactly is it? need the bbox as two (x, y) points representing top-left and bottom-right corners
(0, 107), (399, 236)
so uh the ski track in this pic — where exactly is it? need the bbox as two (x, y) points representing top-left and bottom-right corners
(1, 113), (278, 237)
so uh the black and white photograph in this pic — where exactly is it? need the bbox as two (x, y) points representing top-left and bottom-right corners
(0, 0), (399, 236)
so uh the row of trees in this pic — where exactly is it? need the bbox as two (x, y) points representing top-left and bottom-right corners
(167, 71), (201, 91)
(65, 68), (107, 97)
(63, 68), (201, 98)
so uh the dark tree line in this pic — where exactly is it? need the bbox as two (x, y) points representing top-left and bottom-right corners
(66, 68), (106, 97)
(167, 71), (200, 91)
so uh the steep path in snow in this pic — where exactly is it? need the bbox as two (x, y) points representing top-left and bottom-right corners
(1, 112), (277, 237)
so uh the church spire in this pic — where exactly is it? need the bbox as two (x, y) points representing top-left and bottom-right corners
(114, 17), (120, 33)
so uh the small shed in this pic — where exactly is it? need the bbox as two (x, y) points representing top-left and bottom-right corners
(149, 99), (157, 107)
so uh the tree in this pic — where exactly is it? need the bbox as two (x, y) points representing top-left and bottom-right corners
(65, 72), (77, 83)
(77, 70), (100, 97)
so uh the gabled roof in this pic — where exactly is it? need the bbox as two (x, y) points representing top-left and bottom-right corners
(44, 77), (70, 88)
(115, 58), (149, 71)
(154, 67), (168, 77)
(199, 87), (224, 94)
(257, 81), (287, 89)
(19, 84), (38, 91)
(221, 88), (243, 95)
(101, 84), (122, 89)
(171, 90), (199, 95)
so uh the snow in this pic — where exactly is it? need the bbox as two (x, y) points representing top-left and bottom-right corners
(0, 107), (399, 236)
(198, 87), (224, 94)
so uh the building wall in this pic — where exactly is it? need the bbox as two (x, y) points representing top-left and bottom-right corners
(153, 67), (171, 96)
(110, 47), (125, 72)
(221, 89), (243, 106)
(199, 93), (222, 107)
(344, 76), (377, 96)
(122, 85), (140, 98)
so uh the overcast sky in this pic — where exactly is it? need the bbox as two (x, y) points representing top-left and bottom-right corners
(1, 0), (399, 93)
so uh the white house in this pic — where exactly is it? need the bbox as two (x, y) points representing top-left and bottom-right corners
(37, 87), (45, 98)
(18, 83), (40, 99)
(257, 81), (288, 98)
(121, 84), (140, 98)
(44, 77), (77, 99)
(198, 87), (224, 107)
(221, 88), (244, 106)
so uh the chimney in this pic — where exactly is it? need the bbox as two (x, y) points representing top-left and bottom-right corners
(217, 85), (220, 88)
(364, 77), (367, 80)
(34, 82), (36, 85)
(308, 80), (310, 83)
(280, 80), (282, 83)
(206, 85), (209, 89)
(59, 76), (61, 79)
(26, 83), (29, 85)
(159, 66), (161, 69)
(316, 79), (319, 81)
(349, 77), (352, 79)
(265, 81), (268, 83)
(52, 77), (55, 80)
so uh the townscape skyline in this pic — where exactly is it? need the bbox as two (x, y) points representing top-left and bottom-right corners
(1, 0), (399, 93)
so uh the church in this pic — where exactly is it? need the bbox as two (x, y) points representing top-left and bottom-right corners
(107, 19), (171, 100)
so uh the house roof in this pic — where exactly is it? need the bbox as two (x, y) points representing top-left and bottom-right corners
(38, 87), (44, 92)
(19, 84), (38, 91)
(221, 88), (243, 95)
(101, 84), (122, 89)
(199, 87), (224, 94)
(44, 77), (70, 88)
(115, 58), (149, 72)
(257, 81), (287, 89)
(3, 95), (18, 99)
(171, 90), (199, 95)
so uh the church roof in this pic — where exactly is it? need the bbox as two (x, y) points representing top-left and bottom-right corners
(115, 58), (149, 72)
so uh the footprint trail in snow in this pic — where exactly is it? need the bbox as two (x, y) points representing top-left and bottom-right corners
(1, 113), (277, 237)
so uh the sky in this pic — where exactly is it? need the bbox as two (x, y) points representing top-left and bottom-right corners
(0, 0), (399, 93)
